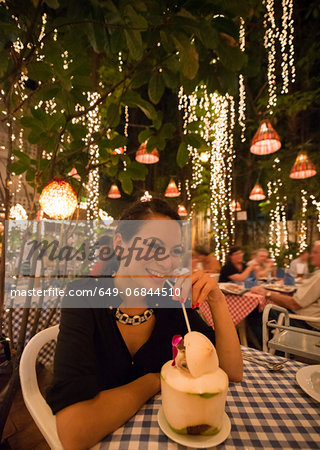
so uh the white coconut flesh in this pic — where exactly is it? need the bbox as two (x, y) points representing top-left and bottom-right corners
(184, 331), (219, 377)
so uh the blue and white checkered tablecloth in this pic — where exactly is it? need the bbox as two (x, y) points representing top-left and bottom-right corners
(2, 307), (60, 366)
(99, 348), (320, 450)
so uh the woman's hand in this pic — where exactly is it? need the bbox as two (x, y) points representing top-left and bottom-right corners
(172, 270), (224, 308)
(191, 270), (224, 308)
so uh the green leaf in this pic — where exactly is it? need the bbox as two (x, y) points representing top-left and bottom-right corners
(172, 33), (199, 80)
(177, 142), (189, 167)
(27, 62), (52, 81)
(11, 161), (28, 175)
(110, 134), (127, 149)
(122, 90), (156, 120)
(123, 4), (148, 29)
(162, 68), (178, 89)
(185, 133), (207, 149)
(186, 121), (201, 132)
(12, 149), (31, 164)
(119, 171), (133, 194)
(106, 102), (120, 127)
(138, 128), (153, 143)
(216, 44), (247, 72)
(148, 71), (165, 104)
(26, 168), (36, 182)
(107, 165), (118, 177)
(124, 29), (143, 60)
(159, 123), (175, 139)
(126, 160), (148, 180)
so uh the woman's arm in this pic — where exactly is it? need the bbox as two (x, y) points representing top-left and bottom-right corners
(229, 264), (257, 282)
(191, 271), (243, 382)
(56, 373), (160, 450)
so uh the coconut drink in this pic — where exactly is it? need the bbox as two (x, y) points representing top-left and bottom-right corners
(161, 331), (228, 435)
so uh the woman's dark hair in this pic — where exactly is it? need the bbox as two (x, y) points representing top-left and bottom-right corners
(227, 246), (242, 261)
(116, 198), (181, 242)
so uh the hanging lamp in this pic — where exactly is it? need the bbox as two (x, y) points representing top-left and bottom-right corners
(107, 184), (121, 199)
(39, 178), (78, 219)
(68, 167), (81, 180)
(230, 200), (241, 212)
(112, 147), (125, 155)
(250, 120), (281, 155)
(164, 179), (180, 197)
(289, 152), (317, 179)
(140, 191), (152, 202)
(249, 184), (266, 201)
(178, 205), (188, 217)
(135, 141), (159, 164)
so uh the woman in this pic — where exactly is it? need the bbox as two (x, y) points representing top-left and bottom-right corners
(219, 246), (259, 283)
(46, 199), (242, 449)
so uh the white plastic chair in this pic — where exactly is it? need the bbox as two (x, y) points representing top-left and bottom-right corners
(262, 304), (320, 361)
(19, 325), (101, 450)
(19, 325), (63, 449)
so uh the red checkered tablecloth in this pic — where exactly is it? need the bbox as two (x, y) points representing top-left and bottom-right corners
(200, 292), (266, 326)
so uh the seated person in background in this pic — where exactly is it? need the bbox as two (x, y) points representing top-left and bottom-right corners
(193, 245), (220, 273)
(287, 249), (309, 278)
(249, 248), (275, 279)
(219, 247), (259, 283)
(251, 241), (320, 331)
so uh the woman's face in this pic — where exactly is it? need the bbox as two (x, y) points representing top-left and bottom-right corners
(114, 214), (183, 290)
(230, 250), (243, 265)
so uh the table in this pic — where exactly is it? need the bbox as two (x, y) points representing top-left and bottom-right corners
(200, 292), (266, 327)
(1, 308), (60, 366)
(99, 347), (320, 449)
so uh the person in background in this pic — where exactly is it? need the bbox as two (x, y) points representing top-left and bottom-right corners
(287, 249), (309, 278)
(251, 241), (320, 331)
(193, 245), (220, 273)
(219, 247), (260, 283)
(249, 248), (275, 279)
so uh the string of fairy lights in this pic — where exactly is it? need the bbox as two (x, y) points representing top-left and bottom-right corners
(267, 158), (288, 259)
(178, 86), (235, 263)
(238, 17), (246, 142)
(298, 189), (308, 252)
(310, 195), (320, 233)
(86, 92), (100, 220)
(263, 0), (295, 111)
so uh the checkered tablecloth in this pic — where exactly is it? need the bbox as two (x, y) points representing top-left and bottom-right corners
(99, 347), (320, 449)
(1, 308), (60, 366)
(200, 292), (266, 327)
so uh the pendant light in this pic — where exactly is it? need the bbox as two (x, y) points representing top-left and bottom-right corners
(250, 120), (281, 155)
(178, 205), (188, 217)
(107, 184), (121, 199)
(164, 179), (180, 197)
(249, 184), (266, 201)
(230, 200), (241, 212)
(289, 152), (317, 179)
(135, 141), (159, 164)
(39, 178), (78, 219)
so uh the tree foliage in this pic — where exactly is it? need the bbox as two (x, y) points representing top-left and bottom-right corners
(0, 0), (252, 205)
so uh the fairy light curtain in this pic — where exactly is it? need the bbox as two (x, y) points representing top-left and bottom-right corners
(178, 86), (235, 264)
(263, 0), (295, 113)
(267, 157), (288, 260)
(298, 189), (308, 253)
(310, 195), (320, 234)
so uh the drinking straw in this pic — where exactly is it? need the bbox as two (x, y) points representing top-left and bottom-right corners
(166, 278), (191, 333)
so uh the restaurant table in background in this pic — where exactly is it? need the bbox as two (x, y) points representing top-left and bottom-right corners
(2, 307), (60, 366)
(99, 347), (319, 450)
(200, 292), (266, 327)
